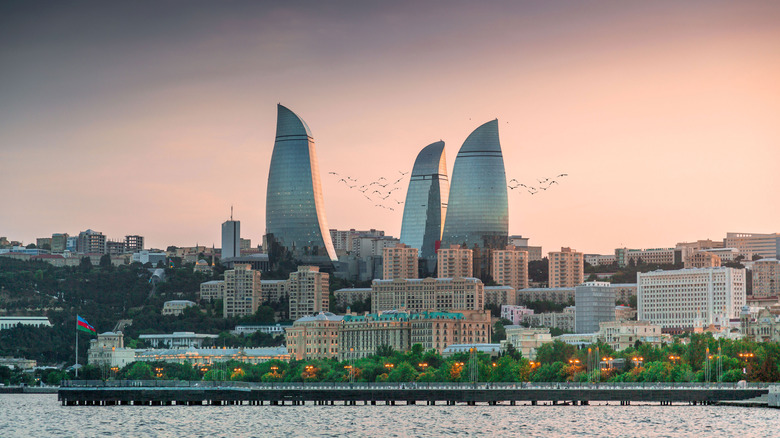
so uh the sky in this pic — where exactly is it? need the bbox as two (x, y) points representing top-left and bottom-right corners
(1, 0), (779, 254)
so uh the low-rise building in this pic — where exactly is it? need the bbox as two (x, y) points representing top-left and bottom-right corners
(199, 280), (225, 301)
(484, 285), (517, 309)
(132, 251), (167, 265)
(88, 332), (136, 369)
(333, 288), (372, 308)
(285, 312), (343, 360)
(598, 320), (664, 351)
(740, 307), (780, 342)
(231, 324), (289, 337)
(501, 326), (552, 359)
(500, 305), (534, 325)
(521, 307), (576, 333)
(0, 316), (52, 330)
(139, 332), (219, 348)
(685, 251), (722, 269)
(614, 305), (636, 321)
(0, 357), (37, 370)
(442, 343), (501, 358)
(135, 346), (290, 366)
(516, 287), (575, 305)
(162, 300), (197, 316)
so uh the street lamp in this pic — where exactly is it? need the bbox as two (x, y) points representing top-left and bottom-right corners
(631, 357), (644, 367)
(418, 362), (428, 371)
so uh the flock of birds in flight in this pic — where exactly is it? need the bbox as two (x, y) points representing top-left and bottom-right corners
(329, 171), (409, 211)
(328, 171), (569, 210)
(508, 173), (568, 195)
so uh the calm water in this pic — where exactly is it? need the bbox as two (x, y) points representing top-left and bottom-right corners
(1, 394), (778, 438)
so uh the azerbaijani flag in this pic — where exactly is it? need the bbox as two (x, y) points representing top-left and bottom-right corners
(76, 315), (96, 334)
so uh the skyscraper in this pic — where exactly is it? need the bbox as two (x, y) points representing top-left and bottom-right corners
(221, 218), (240, 261)
(399, 141), (449, 260)
(441, 119), (509, 276)
(265, 104), (338, 263)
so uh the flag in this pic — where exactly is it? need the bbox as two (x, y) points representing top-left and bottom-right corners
(77, 315), (96, 334)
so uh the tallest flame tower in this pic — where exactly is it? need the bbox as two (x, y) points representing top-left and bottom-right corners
(266, 104), (337, 263)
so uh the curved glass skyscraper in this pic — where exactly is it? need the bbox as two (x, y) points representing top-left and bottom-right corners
(441, 119), (508, 251)
(266, 104), (338, 263)
(400, 141), (449, 260)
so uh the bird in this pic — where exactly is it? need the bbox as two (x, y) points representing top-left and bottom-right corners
(557, 173), (568, 177)
(393, 177), (404, 185)
(363, 194), (372, 200)
(372, 190), (383, 196)
(398, 171), (409, 175)
(549, 181), (559, 185)
(347, 176), (358, 182)
(338, 178), (347, 184)
(328, 172), (338, 175)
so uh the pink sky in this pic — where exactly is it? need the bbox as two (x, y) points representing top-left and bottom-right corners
(1, 1), (778, 254)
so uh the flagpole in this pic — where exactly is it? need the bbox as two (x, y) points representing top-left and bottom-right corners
(75, 315), (79, 378)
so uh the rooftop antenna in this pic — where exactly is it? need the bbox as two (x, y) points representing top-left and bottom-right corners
(230, 205), (233, 221)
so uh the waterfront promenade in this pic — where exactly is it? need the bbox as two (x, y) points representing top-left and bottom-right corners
(59, 380), (771, 407)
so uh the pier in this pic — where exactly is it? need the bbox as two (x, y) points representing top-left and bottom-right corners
(58, 381), (771, 407)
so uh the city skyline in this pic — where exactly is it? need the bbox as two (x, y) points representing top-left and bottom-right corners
(2, 1), (779, 254)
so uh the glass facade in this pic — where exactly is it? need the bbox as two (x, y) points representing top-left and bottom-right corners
(400, 141), (449, 260)
(265, 104), (338, 262)
(441, 119), (508, 250)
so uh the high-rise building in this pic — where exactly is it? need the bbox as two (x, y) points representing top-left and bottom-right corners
(124, 235), (144, 253)
(77, 229), (106, 254)
(548, 247), (584, 288)
(437, 244), (473, 278)
(329, 229), (385, 254)
(51, 233), (69, 253)
(441, 120), (509, 276)
(750, 258), (780, 298)
(575, 282), (616, 334)
(265, 104), (337, 263)
(637, 267), (746, 330)
(221, 219), (240, 260)
(223, 264), (261, 318)
(288, 266), (330, 320)
(491, 245), (529, 291)
(382, 243), (419, 280)
(724, 232), (780, 259)
(399, 141), (449, 260)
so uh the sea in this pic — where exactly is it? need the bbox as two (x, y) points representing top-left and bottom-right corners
(1, 394), (778, 438)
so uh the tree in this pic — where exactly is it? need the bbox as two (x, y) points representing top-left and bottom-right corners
(99, 254), (112, 269)
(26, 243), (37, 249)
(125, 362), (153, 380)
(388, 362), (418, 382)
(376, 344), (395, 357)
